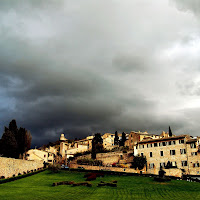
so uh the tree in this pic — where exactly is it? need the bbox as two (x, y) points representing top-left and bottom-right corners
(0, 128), (18, 158)
(91, 133), (103, 159)
(169, 126), (172, 137)
(120, 132), (126, 146)
(0, 119), (32, 158)
(114, 131), (119, 146)
(131, 155), (147, 170)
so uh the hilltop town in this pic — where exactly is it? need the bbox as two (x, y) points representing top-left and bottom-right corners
(25, 129), (200, 178)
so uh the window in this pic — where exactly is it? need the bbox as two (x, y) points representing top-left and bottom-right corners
(141, 153), (144, 157)
(44, 155), (46, 157)
(160, 151), (163, 156)
(154, 143), (158, 147)
(170, 150), (176, 155)
(190, 143), (196, 148)
(147, 144), (149, 148)
(172, 141), (176, 145)
(179, 140), (184, 144)
(159, 142), (162, 147)
(193, 163), (199, 168)
(172, 161), (177, 167)
(181, 161), (187, 167)
(139, 144), (144, 149)
(180, 149), (186, 154)
(160, 162), (165, 168)
(149, 163), (154, 169)
(191, 152), (197, 156)
(150, 152), (152, 157)
(168, 141), (172, 145)
(162, 142), (166, 146)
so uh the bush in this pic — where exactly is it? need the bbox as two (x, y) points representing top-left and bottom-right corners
(131, 155), (147, 170)
(48, 164), (61, 173)
(84, 172), (104, 179)
(98, 181), (117, 187)
(86, 174), (96, 181)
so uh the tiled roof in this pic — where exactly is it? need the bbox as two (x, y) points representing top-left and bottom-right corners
(137, 135), (188, 144)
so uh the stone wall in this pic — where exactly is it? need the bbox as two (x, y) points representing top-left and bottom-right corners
(70, 163), (140, 173)
(70, 164), (183, 177)
(76, 152), (128, 165)
(0, 157), (44, 178)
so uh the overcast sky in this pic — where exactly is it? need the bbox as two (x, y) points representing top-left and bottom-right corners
(0, 0), (200, 147)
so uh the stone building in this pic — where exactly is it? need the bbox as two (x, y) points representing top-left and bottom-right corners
(127, 131), (160, 150)
(59, 134), (92, 158)
(134, 134), (200, 176)
(102, 133), (125, 149)
(25, 149), (55, 164)
(102, 133), (115, 149)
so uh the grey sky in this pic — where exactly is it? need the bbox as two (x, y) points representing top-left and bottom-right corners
(0, 0), (200, 146)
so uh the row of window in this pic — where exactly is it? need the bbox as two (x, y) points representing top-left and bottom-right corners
(149, 161), (200, 169)
(141, 149), (187, 157)
(149, 160), (188, 169)
(141, 150), (197, 157)
(138, 140), (196, 149)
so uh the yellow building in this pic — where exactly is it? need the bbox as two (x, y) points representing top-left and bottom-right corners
(59, 134), (91, 158)
(135, 134), (200, 176)
(102, 133), (123, 149)
(26, 149), (55, 164)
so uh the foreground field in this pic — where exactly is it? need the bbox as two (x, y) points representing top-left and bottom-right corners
(0, 170), (200, 200)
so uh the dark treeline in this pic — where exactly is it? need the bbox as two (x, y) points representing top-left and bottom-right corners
(0, 119), (32, 159)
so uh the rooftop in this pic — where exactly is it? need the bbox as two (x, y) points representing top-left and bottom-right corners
(137, 135), (189, 144)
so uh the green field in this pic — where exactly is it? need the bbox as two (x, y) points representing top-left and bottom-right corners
(0, 170), (200, 200)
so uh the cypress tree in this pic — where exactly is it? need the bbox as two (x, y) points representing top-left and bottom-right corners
(169, 126), (172, 137)
(114, 131), (119, 145)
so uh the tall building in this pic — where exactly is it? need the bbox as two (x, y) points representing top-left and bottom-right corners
(135, 134), (200, 176)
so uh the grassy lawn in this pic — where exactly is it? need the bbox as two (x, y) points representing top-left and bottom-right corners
(0, 170), (200, 200)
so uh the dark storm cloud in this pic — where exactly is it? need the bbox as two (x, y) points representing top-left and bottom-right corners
(1, 0), (200, 146)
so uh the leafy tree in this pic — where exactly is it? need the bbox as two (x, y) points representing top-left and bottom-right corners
(131, 155), (147, 170)
(114, 131), (119, 146)
(120, 132), (126, 146)
(91, 133), (103, 159)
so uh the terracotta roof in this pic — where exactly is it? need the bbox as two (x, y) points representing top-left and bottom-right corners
(186, 139), (197, 144)
(137, 135), (188, 144)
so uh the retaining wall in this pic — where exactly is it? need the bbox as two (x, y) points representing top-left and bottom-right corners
(0, 157), (43, 178)
(70, 164), (183, 177)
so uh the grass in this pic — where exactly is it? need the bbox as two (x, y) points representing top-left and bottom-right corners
(0, 170), (200, 200)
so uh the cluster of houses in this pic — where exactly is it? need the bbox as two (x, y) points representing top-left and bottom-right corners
(25, 130), (200, 176)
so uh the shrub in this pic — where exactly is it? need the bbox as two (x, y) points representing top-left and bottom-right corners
(131, 155), (147, 170)
(98, 181), (117, 187)
(48, 164), (61, 173)
(86, 174), (96, 181)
